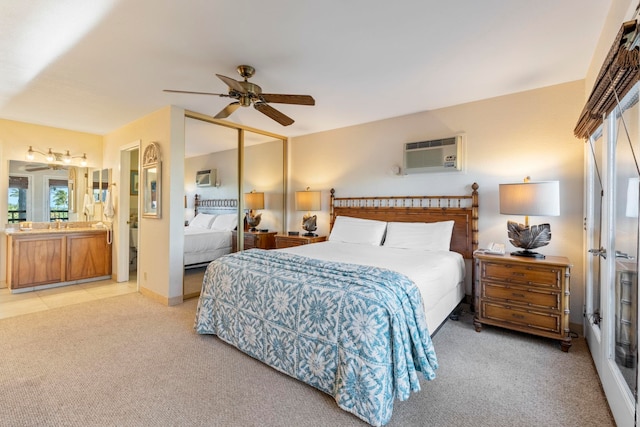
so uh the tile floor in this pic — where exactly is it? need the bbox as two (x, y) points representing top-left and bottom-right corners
(0, 276), (138, 320)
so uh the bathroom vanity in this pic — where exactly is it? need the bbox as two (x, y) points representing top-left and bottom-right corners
(6, 224), (112, 292)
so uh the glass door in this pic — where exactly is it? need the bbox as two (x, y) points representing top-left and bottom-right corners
(585, 85), (639, 427)
(585, 129), (604, 367)
(612, 94), (639, 410)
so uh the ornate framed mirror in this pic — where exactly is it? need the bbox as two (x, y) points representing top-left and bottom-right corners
(142, 142), (161, 218)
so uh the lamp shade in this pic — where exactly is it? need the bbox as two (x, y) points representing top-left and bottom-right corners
(627, 177), (639, 218)
(244, 191), (264, 210)
(295, 189), (321, 211)
(499, 181), (560, 216)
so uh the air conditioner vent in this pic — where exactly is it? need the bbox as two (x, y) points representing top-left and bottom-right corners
(403, 136), (463, 174)
(406, 137), (456, 151)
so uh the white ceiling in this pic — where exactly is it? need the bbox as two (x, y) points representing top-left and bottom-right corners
(1, 1), (611, 157)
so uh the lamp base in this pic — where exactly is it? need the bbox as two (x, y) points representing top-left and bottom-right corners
(511, 249), (545, 259)
(302, 232), (317, 237)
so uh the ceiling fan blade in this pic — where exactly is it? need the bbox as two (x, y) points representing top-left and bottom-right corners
(260, 94), (315, 106)
(25, 166), (50, 172)
(216, 74), (246, 93)
(254, 102), (294, 126)
(214, 102), (241, 119)
(163, 89), (228, 97)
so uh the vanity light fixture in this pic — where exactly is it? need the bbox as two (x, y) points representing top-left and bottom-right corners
(26, 146), (88, 167)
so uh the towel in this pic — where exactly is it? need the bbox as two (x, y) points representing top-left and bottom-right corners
(104, 189), (115, 219)
(83, 193), (94, 218)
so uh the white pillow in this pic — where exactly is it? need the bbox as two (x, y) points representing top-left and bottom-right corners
(211, 213), (238, 231)
(328, 216), (387, 246)
(189, 213), (216, 229)
(383, 220), (455, 251)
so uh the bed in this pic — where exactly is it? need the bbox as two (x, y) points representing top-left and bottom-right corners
(194, 184), (479, 426)
(184, 196), (238, 269)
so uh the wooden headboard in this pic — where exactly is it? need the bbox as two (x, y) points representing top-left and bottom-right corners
(194, 194), (238, 216)
(330, 183), (479, 259)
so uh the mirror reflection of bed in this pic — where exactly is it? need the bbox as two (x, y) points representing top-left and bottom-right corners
(183, 196), (238, 298)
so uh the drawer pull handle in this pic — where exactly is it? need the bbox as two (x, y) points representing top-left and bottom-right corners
(512, 313), (525, 319)
(512, 272), (525, 277)
(512, 293), (525, 298)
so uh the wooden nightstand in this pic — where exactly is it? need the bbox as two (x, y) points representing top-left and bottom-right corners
(473, 252), (572, 352)
(231, 230), (277, 252)
(275, 234), (327, 249)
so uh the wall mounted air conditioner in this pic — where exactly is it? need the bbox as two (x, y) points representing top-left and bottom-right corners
(403, 135), (463, 174)
(196, 169), (215, 187)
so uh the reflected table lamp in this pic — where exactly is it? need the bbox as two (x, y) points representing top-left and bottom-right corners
(499, 179), (560, 259)
(295, 187), (321, 236)
(627, 177), (639, 218)
(244, 190), (264, 231)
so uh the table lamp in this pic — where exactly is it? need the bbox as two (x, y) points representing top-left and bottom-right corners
(499, 178), (560, 259)
(244, 190), (264, 231)
(295, 187), (321, 236)
(627, 177), (639, 218)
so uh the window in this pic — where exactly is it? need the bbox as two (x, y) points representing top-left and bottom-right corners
(49, 178), (69, 221)
(8, 176), (29, 223)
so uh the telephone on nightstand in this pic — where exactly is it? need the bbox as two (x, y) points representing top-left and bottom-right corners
(479, 242), (505, 255)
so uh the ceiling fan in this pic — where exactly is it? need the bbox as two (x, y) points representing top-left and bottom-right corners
(164, 65), (315, 126)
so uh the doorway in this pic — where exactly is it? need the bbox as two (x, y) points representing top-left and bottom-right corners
(117, 141), (140, 286)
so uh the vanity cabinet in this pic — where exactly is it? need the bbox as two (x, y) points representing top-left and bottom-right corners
(8, 235), (66, 288)
(66, 233), (111, 281)
(7, 229), (111, 290)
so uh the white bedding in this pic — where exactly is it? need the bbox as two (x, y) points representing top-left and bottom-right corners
(278, 241), (465, 330)
(184, 226), (232, 266)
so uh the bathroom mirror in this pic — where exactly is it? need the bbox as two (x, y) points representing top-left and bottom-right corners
(92, 168), (109, 203)
(8, 160), (74, 222)
(142, 142), (161, 218)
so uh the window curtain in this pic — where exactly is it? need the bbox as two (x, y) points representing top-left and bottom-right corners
(9, 176), (28, 189)
(49, 179), (68, 188)
(574, 20), (640, 139)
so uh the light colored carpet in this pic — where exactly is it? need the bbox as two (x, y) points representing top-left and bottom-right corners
(0, 293), (614, 426)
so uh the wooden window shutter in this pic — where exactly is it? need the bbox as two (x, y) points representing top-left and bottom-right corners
(574, 20), (640, 139)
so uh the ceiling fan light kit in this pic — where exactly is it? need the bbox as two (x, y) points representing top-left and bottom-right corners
(164, 65), (315, 126)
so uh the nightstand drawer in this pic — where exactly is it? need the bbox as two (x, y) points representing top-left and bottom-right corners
(474, 253), (571, 351)
(483, 282), (560, 310)
(481, 301), (562, 335)
(276, 236), (306, 248)
(275, 235), (326, 249)
(231, 231), (276, 251)
(483, 262), (560, 288)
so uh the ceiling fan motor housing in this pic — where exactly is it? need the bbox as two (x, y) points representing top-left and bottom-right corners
(237, 65), (256, 79)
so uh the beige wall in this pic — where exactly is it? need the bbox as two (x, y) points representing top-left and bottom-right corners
(289, 80), (586, 324)
(185, 148), (239, 222)
(103, 105), (185, 305)
(0, 118), (103, 284)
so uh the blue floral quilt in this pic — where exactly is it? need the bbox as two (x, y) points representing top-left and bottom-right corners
(194, 249), (438, 426)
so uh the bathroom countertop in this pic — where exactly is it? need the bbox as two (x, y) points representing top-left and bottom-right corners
(5, 226), (108, 236)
